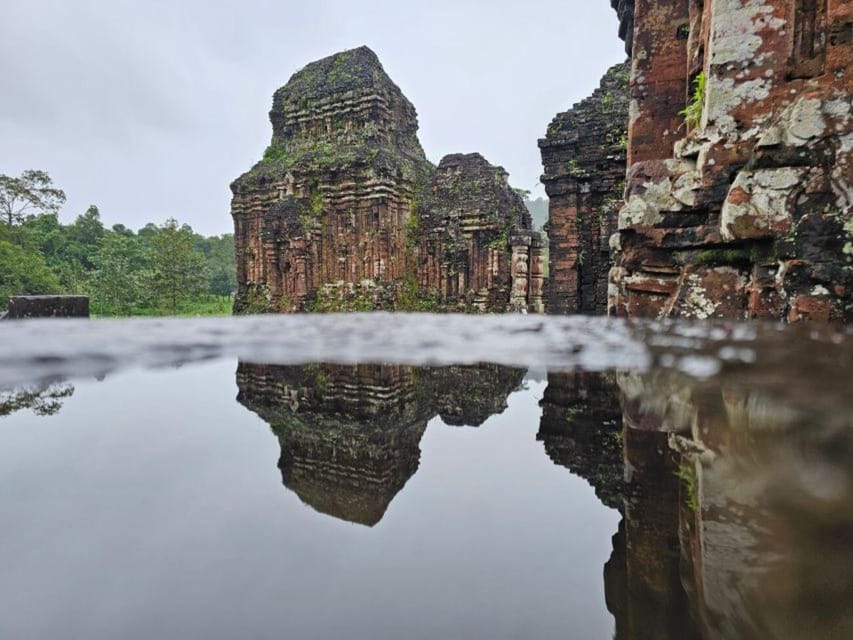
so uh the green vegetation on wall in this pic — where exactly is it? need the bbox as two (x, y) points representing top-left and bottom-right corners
(680, 72), (706, 129)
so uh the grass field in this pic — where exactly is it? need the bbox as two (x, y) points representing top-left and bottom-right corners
(92, 296), (233, 318)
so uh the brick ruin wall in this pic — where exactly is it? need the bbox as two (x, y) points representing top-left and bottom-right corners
(416, 153), (544, 312)
(608, 0), (852, 321)
(539, 63), (630, 314)
(541, 0), (851, 321)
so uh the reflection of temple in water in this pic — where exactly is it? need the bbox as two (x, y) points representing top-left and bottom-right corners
(236, 362), (524, 526)
(238, 356), (853, 637)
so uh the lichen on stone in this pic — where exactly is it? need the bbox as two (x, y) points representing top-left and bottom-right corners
(604, 0), (852, 323)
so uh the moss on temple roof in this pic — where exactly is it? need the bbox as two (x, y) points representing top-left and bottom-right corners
(418, 152), (531, 234)
(274, 46), (401, 105)
(231, 142), (433, 192)
(231, 46), (432, 193)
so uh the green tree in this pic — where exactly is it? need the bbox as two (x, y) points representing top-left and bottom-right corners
(65, 205), (105, 269)
(147, 218), (208, 314)
(137, 222), (160, 244)
(111, 223), (135, 237)
(17, 213), (84, 291)
(89, 233), (146, 316)
(0, 238), (62, 309)
(199, 233), (237, 297)
(0, 170), (66, 227)
(20, 212), (64, 256)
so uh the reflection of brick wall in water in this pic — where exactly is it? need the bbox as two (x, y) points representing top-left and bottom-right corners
(230, 46), (544, 314)
(536, 371), (624, 509)
(605, 0), (852, 321)
(610, 368), (853, 638)
(604, 427), (699, 640)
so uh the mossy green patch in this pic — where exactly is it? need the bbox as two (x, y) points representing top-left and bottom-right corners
(675, 459), (699, 512)
(395, 274), (439, 312)
(310, 191), (324, 216)
(235, 283), (272, 314)
(566, 158), (588, 179)
(305, 284), (375, 312)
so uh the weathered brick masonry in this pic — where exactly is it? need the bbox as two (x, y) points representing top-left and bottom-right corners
(539, 63), (630, 314)
(231, 47), (544, 313)
(608, 0), (852, 321)
(541, 1), (851, 320)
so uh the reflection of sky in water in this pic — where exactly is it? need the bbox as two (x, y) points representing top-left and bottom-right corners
(0, 360), (619, 640)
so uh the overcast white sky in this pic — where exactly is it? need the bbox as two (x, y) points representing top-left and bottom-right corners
(0, 1), (624, 236)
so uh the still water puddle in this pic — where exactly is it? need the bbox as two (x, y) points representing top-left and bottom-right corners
(0, 315), (851, 639)
(0, 361), (620, 639)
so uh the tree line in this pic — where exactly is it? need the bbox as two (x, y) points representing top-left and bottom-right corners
(0, 170), (236, 316)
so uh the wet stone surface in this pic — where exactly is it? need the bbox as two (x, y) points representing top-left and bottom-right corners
(4, 295), (89, 319)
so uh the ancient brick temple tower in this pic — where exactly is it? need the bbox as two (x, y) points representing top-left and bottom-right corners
(541, 1), (851, 321)
(231, 46), (544, 313)
(416, 153), (544, 311)
(608, 0), (852, 321)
